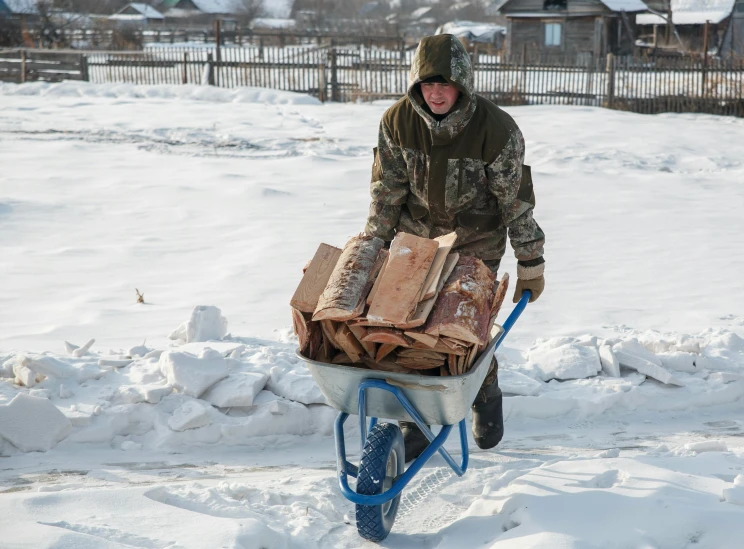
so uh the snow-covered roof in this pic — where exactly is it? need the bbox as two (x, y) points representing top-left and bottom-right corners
(114, 3), (165, 19)
(252, 17), (295, 28)
(600, 0), (649, 11)
(636, 0), (734, 23)
(172, 0), (249, 14)
(437, 20), (507, 42)
(0, 0), (38, 14)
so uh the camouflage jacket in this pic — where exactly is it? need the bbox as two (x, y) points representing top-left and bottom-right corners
(364, 34), (545, 279)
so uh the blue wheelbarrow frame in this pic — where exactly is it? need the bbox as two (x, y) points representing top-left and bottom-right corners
(325, 291), (532, 507)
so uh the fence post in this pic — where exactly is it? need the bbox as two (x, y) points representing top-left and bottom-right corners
(701, 20), (710, 98)
(214, 19), (222, 87)
(20, 49), (27, 84)
(330, 47), (339, 102)
(318, 62), (327, 102)
(182, 51), (189, 85)
(206, 52), (215, 86)
(605, 53), (616, 109)
(79, 54), (89, 82)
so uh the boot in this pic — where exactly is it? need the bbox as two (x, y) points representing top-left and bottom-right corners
(471, 357), (504, 450)
(399, 421), (430, 462)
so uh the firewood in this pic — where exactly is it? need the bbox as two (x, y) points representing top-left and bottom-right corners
(313, 235), (384, 322)
(481, 272), (510, 351)
(397, 349), (447, 361)
(440, 365), (450, 377)
(419, 232), (458, 301)
(490, 272), (510, 322)
(447, 354), (457, 376)
(332, 352), (351, 364)
(367, 232), (439, 324)
(397, 253), (460, 330)
(365, 250), (389, 305)
(347, 323), (376, 357)
(291, 243), (342, 313)
(347, 317), (393, 328)
(465, 344), (479, 372)
(424, 256), (495, 346)
(320, 320), (341, 349)
(291, 307), (310, 349)
(405, 331), (439, 348)
(376, 343), (398, 361)
(412, 339), (467, 355)
(318, 329), (334, 363)
(334, 324), (366, 363)
(440, 337), (470, 354)
(361, 327), (414, 347)
(396, 358), (445, 369)
(292, 307), (323, 359)
(362, 356), (413, 374)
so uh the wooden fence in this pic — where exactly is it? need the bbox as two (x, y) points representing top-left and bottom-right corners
(1, 47), (743, 117)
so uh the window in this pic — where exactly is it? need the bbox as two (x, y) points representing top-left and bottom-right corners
(543, 0), (567, 9)
(545, 22), (562, 46)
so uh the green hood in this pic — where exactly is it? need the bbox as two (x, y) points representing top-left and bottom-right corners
(408, 34), (477, 141)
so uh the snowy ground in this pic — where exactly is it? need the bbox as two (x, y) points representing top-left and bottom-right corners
(1, 82), (744, 548)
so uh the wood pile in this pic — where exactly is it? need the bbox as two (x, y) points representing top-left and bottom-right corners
(290, 232), (509, 376)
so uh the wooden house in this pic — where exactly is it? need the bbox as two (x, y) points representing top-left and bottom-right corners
(110, 3), (166, 27)
(636, 0), (736, 53)
(498, 0), (649, 57)
(721, 0), (744, 54)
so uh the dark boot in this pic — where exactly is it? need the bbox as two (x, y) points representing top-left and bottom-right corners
(399, 421), (430, 462)
(471, 357), (504, 450)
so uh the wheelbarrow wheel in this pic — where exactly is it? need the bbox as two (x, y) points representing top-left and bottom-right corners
(355, 422), (405, 542)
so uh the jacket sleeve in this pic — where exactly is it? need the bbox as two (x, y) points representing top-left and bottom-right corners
(364, 120), (410, 242)
(485, 127), (546, 280)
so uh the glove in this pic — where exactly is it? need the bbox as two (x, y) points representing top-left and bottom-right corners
(513, 275), (545, 303)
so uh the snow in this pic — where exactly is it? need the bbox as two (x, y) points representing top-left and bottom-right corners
(1, 0), (37, 14)
(599, 0), (649, 11)
(437, 20), (507, 42)
(1, 81), (744, 547)
(159, 348), (228, 398)
(168, 305), (228, 344)
(637, 0), (735, 24)
(0, 394), (72, 452)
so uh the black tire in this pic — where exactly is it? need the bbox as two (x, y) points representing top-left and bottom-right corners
(355, 422), (405, 542)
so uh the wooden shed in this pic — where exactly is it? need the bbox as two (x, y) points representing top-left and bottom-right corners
(499, 0), (650, 57)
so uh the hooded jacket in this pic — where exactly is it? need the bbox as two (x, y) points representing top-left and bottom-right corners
(364, 34), (545, 279)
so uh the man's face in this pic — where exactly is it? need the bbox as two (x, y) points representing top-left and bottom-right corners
(420, 82), (460, 115)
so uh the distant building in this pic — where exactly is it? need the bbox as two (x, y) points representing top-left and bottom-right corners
(0, 0), (38, 16)
(499, 0), (649, 57)
(110, 3), (166, 26)
(636, 0), (737, 53)
(721, 0), (744, 54)
(436, 20), (507, 49)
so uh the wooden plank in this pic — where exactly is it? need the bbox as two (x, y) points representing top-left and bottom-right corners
(396, 252), (459, 330)
(404, 331), (438, 348)
(367, 232), (438, 324)
(334, 324), (365, 363)
(365, 252), (389, 305)
(362, 356), (413, 374)
(361, 327), (414, 347)
(290, 243), (342, 313)
(375, 343), (397, 361)
(313, 235), (384, 321)
(320, 320), (341, 349)
(418, 232), (457, 301)
(347, 323), (376, 357)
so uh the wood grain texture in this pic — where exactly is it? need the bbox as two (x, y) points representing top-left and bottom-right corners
(397, 253), (460, 330)
(367, 232), (439, 324)
(419, 232), (458, 301)
(290, 243), (342, 313)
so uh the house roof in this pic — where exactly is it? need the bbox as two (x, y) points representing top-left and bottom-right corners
(600, 0), (649, 11)
(500, 0), (648, 14)
(114, 3), (165, 19)
(0, 0), (38, 14)
(437, 20), (507, 42)
(166, 0), (249, 14)
(636, 0), (734, 23)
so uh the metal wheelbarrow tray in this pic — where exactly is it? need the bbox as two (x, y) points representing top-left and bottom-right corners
(294, 292), (531, 543)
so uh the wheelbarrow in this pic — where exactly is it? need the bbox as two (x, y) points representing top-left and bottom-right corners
(297, 291), (531, 542)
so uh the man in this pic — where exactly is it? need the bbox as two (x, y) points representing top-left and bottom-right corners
(364, 34), (546, 460)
